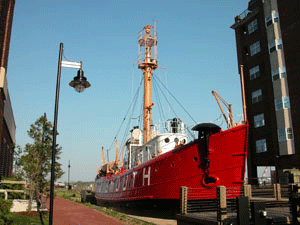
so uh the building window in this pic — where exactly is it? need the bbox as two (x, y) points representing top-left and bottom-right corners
(256, 139), (267, 153)
(275, 98), (283, 111)
(265, 12), (279, 27)
(275, 96), (290, 111)
(250, 41), (261, 56)
(269, 39), (283, 53)
(278, 128), (293, 142)
(272, 67), (286, 81)
(287, 128), (293, 139)
(248, 19), (259, 34)
(283, 96), (290, 109)
(252, 89), (262, 104)
(249, 65), (260, 80)
(244, 47), (249, 56)
(254, 113), (265, 128)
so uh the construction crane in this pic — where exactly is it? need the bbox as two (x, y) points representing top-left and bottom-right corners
(212, 90), (235, 129)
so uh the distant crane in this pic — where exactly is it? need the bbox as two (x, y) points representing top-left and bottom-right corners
(212, 90), (235, 129)
(261, 166), (269, 179)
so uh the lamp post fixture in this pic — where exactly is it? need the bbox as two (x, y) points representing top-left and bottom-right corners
(49, 43), (91, 225)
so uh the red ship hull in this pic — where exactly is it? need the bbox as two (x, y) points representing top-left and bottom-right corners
(95, 124), (248, 203)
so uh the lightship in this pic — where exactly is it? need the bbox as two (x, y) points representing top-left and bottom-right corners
(94, 25), (248, 208)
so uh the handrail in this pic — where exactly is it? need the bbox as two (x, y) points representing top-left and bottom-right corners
(0, 189), (26, 200)
(0, 180), (26, 184)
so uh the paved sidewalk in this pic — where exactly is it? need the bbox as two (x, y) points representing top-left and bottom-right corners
(49, 196), (124, 225)
(129, 215), (177, 225)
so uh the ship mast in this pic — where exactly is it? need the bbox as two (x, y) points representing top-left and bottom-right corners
(138, 25), (158, 144)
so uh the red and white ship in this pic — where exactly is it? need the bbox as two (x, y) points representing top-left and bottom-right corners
(94, 25), (248, 208)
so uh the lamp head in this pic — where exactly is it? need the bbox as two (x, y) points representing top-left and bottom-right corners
(69, 69), (91, 93)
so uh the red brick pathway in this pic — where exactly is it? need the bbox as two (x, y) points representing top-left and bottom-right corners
(49, 196), (124, 225)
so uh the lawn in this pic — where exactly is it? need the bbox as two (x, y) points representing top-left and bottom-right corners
(7, 211), (49, 225)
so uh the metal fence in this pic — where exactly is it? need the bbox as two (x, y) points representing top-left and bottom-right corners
(180, 184), (292, 224)
(186, 187), (218, 213)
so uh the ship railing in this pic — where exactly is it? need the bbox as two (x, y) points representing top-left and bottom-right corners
(151, 120), (189, 136)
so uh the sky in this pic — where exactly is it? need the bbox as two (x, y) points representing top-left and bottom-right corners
(7, 0), (254, 182)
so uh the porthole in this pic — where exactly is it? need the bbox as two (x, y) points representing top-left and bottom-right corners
(194, 157), (198, 162)
(171, 163), (175, 167)
(165, 138), (170, 143)
(174, 137), (179, 143)
(183, 139), (186, 144)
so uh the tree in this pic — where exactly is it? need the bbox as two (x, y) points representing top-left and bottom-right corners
(13, 145), (22, 180)
(18, 113), (64, 224)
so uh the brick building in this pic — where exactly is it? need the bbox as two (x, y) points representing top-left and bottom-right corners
(0, 0), (16, 178)
(231, 0), (300, 183)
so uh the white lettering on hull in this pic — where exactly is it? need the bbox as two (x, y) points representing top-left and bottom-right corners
(132, 171), (137, 188)
(143, 167), (151, 186)
(122, 175), (128, 191)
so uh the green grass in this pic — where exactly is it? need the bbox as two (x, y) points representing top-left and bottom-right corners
(56, 190), (81, 200)
(7, 212), (49, 225)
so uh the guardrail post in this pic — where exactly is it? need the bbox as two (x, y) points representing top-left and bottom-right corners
(289, 183), (300, 219)
(274, 183), (281, 200)
(180, 186), (188, 215)
(217, 186), (227, 224)
(4, 190), (8, 200)
(244, 184), (252, 201)
(236, 196), (250, 225)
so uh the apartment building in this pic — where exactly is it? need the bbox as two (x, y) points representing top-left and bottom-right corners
(231, 0), (300, 183)
(0, 0), (16, 178)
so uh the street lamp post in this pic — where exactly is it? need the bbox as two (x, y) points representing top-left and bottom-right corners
(68, 160), (71, 190)
(49, 43), (91, 225)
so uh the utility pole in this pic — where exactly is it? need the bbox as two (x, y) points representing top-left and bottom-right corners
(68, 160), (71, 190)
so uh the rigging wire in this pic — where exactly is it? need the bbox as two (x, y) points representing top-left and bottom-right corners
(153, 75), (195, 140)
(152, 75), (180, 127)
(107, 76), (144, 153)
(153, 75), (166, 123)
(119, 76), (144, 159)
(154, 74), (197, 125)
